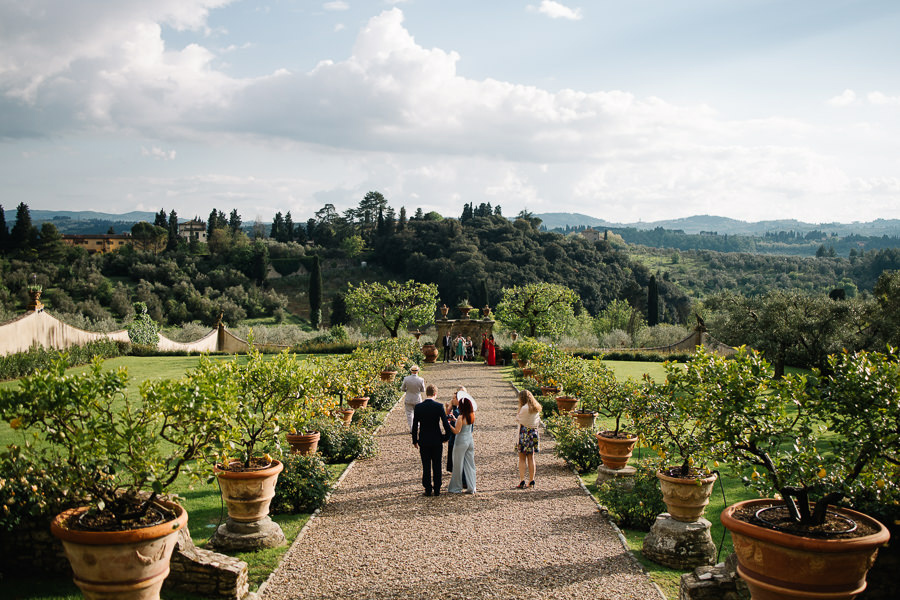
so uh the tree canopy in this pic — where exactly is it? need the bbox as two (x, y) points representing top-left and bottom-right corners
(495, 282), (579, 338)
(345, 280), (438, 338)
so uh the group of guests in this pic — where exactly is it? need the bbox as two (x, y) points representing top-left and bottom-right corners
(440, 333), (498, 366)
(402, 365), (542, 496)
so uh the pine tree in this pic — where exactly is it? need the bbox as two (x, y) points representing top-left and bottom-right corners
(647, 275), (659, 327)
(284, 212), (294, 242)
(154, 209), (168, 229)
(229, 209), (242, 234)
(309, 255), (323, 329)
(398, 207), (407, 230)
(271, 212), (284, 240)
(10, 202), (37, 255)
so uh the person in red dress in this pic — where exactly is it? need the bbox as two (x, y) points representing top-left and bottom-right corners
(486, 334), (497, 366)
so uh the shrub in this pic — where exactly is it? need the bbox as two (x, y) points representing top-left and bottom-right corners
(350, 406), (382, 430)
(127, 301), (159, 347)
(0, 445), (84, 531)
(596, 463), (667, 531)
(368, 380), (401, 411)
(547, 414), (601, 473)
(269, 452), (332, 515)
(0, 340), (124, 381)
(312, 418), (378, 463)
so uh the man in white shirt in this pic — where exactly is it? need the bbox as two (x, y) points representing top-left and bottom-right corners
(401, 365), (426, 432)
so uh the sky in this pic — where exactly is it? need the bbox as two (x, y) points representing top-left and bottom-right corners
(1, 0), (899, 225)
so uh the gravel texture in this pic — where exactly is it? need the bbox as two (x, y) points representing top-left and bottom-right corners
(260, 363), (662, 600)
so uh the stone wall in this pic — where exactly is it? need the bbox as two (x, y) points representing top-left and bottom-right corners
(0, 521), (251, 600)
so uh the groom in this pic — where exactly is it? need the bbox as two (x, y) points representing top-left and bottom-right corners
(411, 384), (452, 496)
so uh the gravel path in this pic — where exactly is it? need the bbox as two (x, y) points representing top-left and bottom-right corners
(260, 363), (662, 600)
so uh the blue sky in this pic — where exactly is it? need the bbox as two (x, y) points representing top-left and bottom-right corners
(1, 0), (899, 224)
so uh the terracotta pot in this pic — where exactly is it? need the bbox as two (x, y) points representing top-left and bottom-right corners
(336, 407), (355, 426)
(522, 367), (534, 377)
(214, 460), (283, 523)
(286, 431), (320, 455)
(380, 370), (397, 382)
(348, 396), (369, 409)
(422, 343), (438, 363)
(554, 395), (576, 413)
(517, 359), (527, 369)
(721, 499), (890, 600)
(573, 409), (597, 429)
(51, 500), (187, 600)
(541, 385), (560, 396)
(595, 432), (638, 470)
(656, 470), (718, 522)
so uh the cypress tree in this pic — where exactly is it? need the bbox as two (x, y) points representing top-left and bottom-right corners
(330, 292), (348, 326)
(309, 255), (323, 329)
(167, 210), (179, 251)
(0, 204), (9, 253)
(10, 202), (36, 255)
(647, 275), (659, 327)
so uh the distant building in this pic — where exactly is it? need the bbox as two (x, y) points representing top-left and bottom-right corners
(178, 219), (207, 243)
(61, 233), (131, 254)
(579, 228), (602, 243)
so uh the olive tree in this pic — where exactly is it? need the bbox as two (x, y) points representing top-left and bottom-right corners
(345, 280), (438, 338)
(495, 282), (578, 338)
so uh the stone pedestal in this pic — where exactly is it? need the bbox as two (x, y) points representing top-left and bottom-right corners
(208, 516), (285, 553)
(678, 553), (749, 600)
(596, 464), (636, 491)
(642, 513), (717, 570)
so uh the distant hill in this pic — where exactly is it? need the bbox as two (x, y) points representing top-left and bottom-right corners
(535, 213), (900, 237)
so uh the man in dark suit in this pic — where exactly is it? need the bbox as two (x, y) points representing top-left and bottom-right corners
(441, 333), (452, 362)
(411, 384), (452, 496)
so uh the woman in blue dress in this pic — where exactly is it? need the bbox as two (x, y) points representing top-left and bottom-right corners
(447, 396), (476, 494)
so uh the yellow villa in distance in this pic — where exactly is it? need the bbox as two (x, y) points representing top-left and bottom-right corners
(61, 233), (132, 254)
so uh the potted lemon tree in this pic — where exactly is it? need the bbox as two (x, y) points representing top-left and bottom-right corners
(0, 358), (228, 600)
(211, 349), (314, 552)
(702, 348), (896, 600)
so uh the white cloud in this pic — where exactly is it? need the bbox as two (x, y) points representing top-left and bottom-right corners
(868, 91), (900, 106)
(827, 89), (856, 107)
(323, 1), (349, 11)
(528, 1), (582, 21)
(141, 146), (176, 160)
(334, 23), (346, 32)
(1, 5), (898, 223)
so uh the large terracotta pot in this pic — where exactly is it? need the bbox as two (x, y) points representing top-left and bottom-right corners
(522, 367), (534, 377)
(540, 385), (560, 396)
(214, 460), (283, 523)
(595, 432), (638, 470)
(656, 470), (718, 522)
(422, 343), (438, 363)
(516, 359), (527, 368)
(51, 500), (187, 600)
(721, 499), (890, 600)
(380, 370), (397, 382)
(286, 431), (320, 455)
(554, 395), (577, 413)
(348, 396), (369, 409)
(573, 409), (597, 429)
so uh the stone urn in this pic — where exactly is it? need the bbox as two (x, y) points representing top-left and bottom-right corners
(458, 304), (473, 319)
(721, 499), (890, 600)
(440, 304), (449, 319)
(211, 460), (285, 551)
(27, 288), (43, 311)
(481, 305), (492, 319)
(595, 432), (639, 470)
(422, 343), (438, 363)
(511, 331), (519, 341)
(347, 396), (369, 410)
(51, 500), (187, 600)
(656, 470), (718, 522)
(286, 431), (320, 455)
